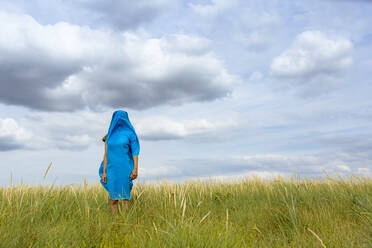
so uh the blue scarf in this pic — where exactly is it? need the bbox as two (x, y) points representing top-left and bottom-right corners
(106, 110), (136, 142)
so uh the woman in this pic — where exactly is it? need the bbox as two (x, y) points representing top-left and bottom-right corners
(98, 110), (140, 215)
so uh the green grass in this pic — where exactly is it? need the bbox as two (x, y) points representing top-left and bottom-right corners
(0, 174), (371, 247)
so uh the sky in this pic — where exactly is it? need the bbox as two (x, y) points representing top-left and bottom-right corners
(0, 0), (371, 186)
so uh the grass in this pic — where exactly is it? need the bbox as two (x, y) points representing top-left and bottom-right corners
(0, 173), (371, 247)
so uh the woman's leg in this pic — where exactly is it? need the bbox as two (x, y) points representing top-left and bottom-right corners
(109, 198), (119, 215)
(123, 199), (130, 211)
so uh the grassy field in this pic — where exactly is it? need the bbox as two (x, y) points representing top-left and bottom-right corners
(0, 174), (371, 247)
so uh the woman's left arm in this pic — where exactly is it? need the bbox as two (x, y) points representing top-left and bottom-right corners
(131, 155), (138, 180)
(129, 132), (140, 180)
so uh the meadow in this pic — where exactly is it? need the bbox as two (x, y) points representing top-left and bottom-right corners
(0, 173), (371, 247)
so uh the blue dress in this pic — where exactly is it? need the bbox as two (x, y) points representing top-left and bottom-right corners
(98, 110), (140, 200)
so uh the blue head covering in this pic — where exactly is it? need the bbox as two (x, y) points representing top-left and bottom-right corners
(104, 110), (140, 156)
(106, 110), (136, 142)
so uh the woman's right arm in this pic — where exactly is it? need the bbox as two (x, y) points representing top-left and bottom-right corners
(103, 140), (107, 174)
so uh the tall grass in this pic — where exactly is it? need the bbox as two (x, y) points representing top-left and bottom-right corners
(0, 174), (371, 247)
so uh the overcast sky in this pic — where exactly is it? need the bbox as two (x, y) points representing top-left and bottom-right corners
(0, 0), (371, 186)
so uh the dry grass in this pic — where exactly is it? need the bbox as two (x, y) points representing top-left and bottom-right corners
(0, 173), (371, 247)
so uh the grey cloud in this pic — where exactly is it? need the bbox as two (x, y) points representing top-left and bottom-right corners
(139, 153), (355, 182)
(20, 111), (226, 151)
(139, 129), (372, 181)
(140, 133), (183, 141)
(311, 132), (372, 171)
(0, 136), (24, 151)
(21, 111), (108, 151)
(69, 0), (178, 30)
(82, 62), (234, 111)
(53, 135), (92, 151)
(317, 133), (372, 154)
(42, 122), (93, 151)
(0, 51), (85, 112)
(0, 12), (240, 112)
(0, 0), (177, 30)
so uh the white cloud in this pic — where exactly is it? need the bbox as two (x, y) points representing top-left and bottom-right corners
(241, 11), (280, 30)
(271, 30), (353, 78)
(142, 169), (287, 183)
(136, 116), (237, 141)
(357, 167), (370, 174)
(235, 31), (273, 51)
(234, 11), (281, 51)
(0, 118), (32, 141)
(193, 170), (288, 183)
(160, 34), (211, 55)
(249, 71), (263, 81)
(336, 164), (351, 172)
(189, 0), (239, 18)
(0, 11), (241, 112)
(0, 118), (33, 151)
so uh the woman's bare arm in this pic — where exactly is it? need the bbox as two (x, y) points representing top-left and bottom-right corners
(103, 140), (107, 174)
(101, 140), (108, 183)
(131, 155), (138, 180)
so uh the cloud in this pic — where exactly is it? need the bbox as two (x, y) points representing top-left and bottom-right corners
(160, 34), (211, 55)
(21, 111), (108, 151)
(0, 0), (178, 30)
(0, 118), (32, 151)
(70, 0), (178, 30)
(316, 132), (372, 156)
(270, 30), (353, 79)
(249, 71), (263, 81)
(233, 11), (281, 51)
(136, 116), (236, 141)
(0, 11), (241, 112)
(235, 31), (272, 51)
(194, 170), (287, 182)
(17, 110), (237, 151)
(54, 134), (92, 151)
(357, 168), (370, 175)
(138, 153), (361, 182)
(327, 0), (372, 2)
(189, 0), (239, 18)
